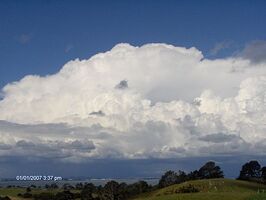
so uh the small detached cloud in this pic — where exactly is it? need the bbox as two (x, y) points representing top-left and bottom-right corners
(209, 40), (232, 56)
(89, 110), (105, 116)
(16, 33), (32, 44)
(65, 44), (74, 53)
(115, 80), (128, 89)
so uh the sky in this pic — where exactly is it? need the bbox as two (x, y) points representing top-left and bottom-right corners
(1, 0), (266, 89)
(0, 0), (266, 178)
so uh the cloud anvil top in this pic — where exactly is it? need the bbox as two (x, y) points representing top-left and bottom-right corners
(0, 43), (266, 162)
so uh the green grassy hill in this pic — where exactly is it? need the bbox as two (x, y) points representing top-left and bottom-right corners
(133, 179), (266, 200)
(1, 179), (266, 200)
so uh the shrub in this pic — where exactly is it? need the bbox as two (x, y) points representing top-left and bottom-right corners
(33, 192), (55, 200)
(22, 192), (32, 198)
(176, 184), (199, 193)
(0, 196), (11, 200)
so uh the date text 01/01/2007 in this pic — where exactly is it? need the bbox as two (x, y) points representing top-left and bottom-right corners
(16, 175), (63, 181)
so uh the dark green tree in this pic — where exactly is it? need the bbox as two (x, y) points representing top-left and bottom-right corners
(176, 170), (188, 183)
(125, 180), (150, 197)
(188, 170), (200, 180)
(101, 181), (126, 200)
(81, 183), (96, 200)
(50, 183), (59, 189)
(26, 187), (31, 193)
(55, 190), (74, 200)
(198, 161), (224, 179)
(261, 166), (266, 182)
(238, 160), (261, 181)
(159, 170), (178, 188)
(75, 183), (84, 190)
(63, 183), (75, 190)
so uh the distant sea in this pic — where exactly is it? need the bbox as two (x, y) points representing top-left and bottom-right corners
(0, 178), (159, 187)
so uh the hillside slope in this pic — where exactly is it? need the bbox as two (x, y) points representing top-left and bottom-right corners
(133, 179), (266, 200)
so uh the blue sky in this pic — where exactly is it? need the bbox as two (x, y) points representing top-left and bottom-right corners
(1, 1), (266, 179)
(1, 0), (266, 89)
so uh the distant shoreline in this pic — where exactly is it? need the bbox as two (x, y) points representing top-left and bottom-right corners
(0, 178), (160, 187)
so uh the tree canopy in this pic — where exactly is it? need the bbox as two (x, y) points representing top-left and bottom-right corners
(238, 160), (261, 181)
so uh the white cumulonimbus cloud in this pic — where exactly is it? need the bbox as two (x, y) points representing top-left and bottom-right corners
(0, 43), (265, 161)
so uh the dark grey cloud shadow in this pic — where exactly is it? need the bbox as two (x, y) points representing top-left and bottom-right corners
(238, 40), (266, 64)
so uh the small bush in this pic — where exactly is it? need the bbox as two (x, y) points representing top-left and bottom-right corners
(0, 196), (11, 200)
(22, 192), (33, 198)
(33, 192), (55, 200)
(176, 184), (199, 193)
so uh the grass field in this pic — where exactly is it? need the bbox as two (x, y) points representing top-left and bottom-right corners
(133, 179), (266, 200)
(0, 179), (266, 200)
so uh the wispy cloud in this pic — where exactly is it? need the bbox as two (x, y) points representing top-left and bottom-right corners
(209, 40), (232, 56)
(65, 44), (73, 53)
(238, 40), (266, 64)
(16, 33), (32, 44)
